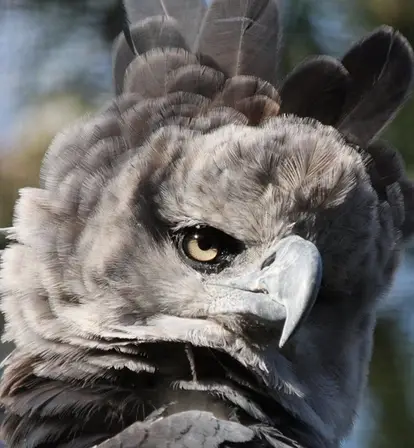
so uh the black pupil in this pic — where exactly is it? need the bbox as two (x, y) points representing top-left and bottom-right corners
(195, 232), (216, 251)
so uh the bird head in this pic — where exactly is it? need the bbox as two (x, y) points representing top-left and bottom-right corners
(1, 1), (414, 446)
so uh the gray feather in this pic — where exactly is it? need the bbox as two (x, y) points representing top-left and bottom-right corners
(1, 2), (414, 448)
(94, 411), (255, 448)
(124, 0), (207, 49)
(338, 26), (414, 145)
(0, 227), (14, 236)
(124, 48), (199, 98)
(279, 55), (349, 125)
(113, 17), (189, 94)
(196, 0), (281, 83)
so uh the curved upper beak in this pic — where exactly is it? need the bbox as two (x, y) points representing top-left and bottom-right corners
(206, 235), (323, 348)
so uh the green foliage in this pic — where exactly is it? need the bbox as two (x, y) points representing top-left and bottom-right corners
(0, 95), (91, 229)
(369, 315), (414, 448)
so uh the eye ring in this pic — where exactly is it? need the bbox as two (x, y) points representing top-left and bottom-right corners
(174, 225), (244, 273)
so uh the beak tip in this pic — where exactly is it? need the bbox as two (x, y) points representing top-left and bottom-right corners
(278, 336), (287, 349)
(278, 319), (295, 348)
(275, 236), (323, 348)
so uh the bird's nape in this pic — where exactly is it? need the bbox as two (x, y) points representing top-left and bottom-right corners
(0, 1), (414, 447)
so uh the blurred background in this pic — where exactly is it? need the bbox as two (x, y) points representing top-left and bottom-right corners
(0, 0), (413, 446)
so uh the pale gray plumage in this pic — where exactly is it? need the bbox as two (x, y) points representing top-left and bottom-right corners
(0, 1), (414, 447)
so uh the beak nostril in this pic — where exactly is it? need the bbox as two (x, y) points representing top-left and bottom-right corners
(255, 287), (268, 294)
(249, 284), (269, 294)
(255, 280), (269, 295)
(208, 236), (321, 347)
(261, 252), (276, 270)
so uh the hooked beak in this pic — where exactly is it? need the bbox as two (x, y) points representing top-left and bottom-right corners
(206, 235), (323, 348)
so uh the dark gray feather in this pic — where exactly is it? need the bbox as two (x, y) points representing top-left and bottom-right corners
(196, 0), (281, 83)
(113, 17), (189, 95)
(400, 178), (414, 238)
(215, 75), (280, 106)
(279, 55), (349, 125)
(166, 64), (226, 98)
(123, 0), (207, 49)
(338, 26), (414, 144)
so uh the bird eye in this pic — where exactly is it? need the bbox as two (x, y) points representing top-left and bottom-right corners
(184, 233), (219, 262)
(175, 225), (244, 273)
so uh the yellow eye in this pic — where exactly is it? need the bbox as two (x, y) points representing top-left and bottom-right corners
(177, 225), (244, 273)
(184, 233), (219, 262)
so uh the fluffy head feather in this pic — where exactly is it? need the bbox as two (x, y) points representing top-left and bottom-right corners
(0, 1), (413, 447)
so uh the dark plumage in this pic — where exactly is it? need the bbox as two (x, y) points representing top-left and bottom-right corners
(0, 1), (413, 447)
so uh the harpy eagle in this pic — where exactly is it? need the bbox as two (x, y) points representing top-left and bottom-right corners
(0, 0), (414, 447)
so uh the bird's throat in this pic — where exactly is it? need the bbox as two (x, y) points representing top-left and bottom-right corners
(0, 345), (327, 448)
